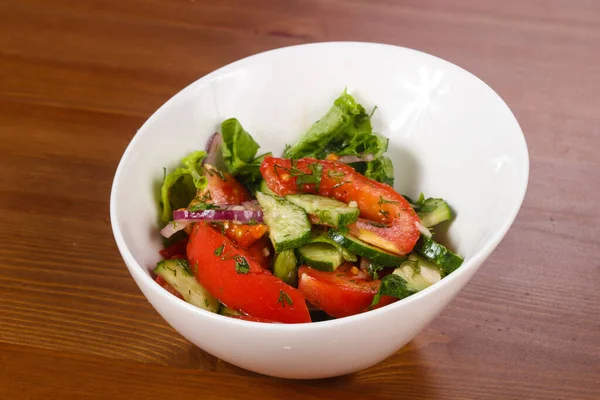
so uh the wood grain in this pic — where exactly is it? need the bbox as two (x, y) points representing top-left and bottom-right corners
(1, 0), (599, 399)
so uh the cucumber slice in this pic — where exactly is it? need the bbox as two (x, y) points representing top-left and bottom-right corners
(256, 192), (311, 252)
(307, 230), (357, 262)
(417, 198), (452, 227)
(285, 194), (359, 228)
(393, 255), (442, 292)
(154, 259), (219, 312)
(273, 250), (298, 287)
(296, 242), (344, 272)
(328, 230), (406, 266)
(414, 236), (464, 275)
(219, 305), (242, 316)
(258, 180), (276, 196)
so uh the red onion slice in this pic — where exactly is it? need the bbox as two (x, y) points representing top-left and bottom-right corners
(160, 220), (191, 238)
(173, 206), (264, 223)
(203, 132), (226, 169)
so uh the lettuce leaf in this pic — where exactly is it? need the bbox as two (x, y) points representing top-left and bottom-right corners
(283, 91), (393, 185)
(364, 156), (394, 186)
(284, 91), (388, 160)
(220, 118), (270, 192)
(160, 151), (207, 223)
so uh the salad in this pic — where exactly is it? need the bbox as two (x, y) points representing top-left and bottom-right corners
(153, 91), (463, 323)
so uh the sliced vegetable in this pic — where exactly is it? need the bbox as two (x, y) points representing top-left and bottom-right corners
(187, 222), (310, 323)
(296, 242), (344, 272)
(154, 259), (220, 312)
(204, 132), (226, 170)
(260, 156), (420, 255)
(298, 264), (397, 318)
(172, 206), (263, 224)
(154, 275), (183, 300)
(273, 250), (298, 287)
(285, 194), (359, 228)
(159, 236), (189, 259)
(392, 256), (441, 292)
(306, 230), (357, 262)
(255, 192), (311, 252)
(245, 235), (273, 269)
(219, 305), (242, 316)
(328, 230), (406, 266)
(259, 179), (276, 196)
(414, 236), (464, 276)
(191, 164), (252, 206)
(222, 222), (269, 249)
(417, 198), (452, 228)
(370, 273), (416, 307)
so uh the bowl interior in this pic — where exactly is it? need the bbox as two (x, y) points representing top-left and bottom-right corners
(112, 42), (528, 293)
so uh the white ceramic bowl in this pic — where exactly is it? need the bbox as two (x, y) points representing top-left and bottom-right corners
(110, 42), (528, 379)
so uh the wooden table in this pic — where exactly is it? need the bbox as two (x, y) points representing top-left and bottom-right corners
(1, 1), (599, 398)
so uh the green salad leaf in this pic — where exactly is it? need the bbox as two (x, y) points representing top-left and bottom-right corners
(364, 156), (394, 186)
(283, 91), (394, 185)
(160, 150), (207, 223)
(284, 91), (388, 160)
(221, 118), (270, 192)
(371, 273), (417, 307)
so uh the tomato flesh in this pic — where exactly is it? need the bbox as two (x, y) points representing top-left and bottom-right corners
(260, 156), (420, 255)
(193, 164), (252, 205)
(187, 221), (310, 323)
(298, 264), (397, 318)
(245, 235), (273, 269)
(159, 236), (189, 259)
(222, 222), (268, 249)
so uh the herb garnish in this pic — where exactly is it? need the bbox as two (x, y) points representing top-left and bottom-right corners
(176, 258), (193, 276)
(277, 290), (293, 307)
(378, 209), (390, 218)
(214, 244), (224, 257)
(234, 255), (250, 274)
(377, 196), (399, 206)
(189, 202), (221, 211)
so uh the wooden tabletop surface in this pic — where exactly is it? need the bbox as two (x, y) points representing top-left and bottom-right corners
(1, 1), (599, 399)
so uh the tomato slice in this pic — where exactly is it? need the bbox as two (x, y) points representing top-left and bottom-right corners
(155, 275), (184, 300)
(260, 156), (420, 255)
(187, 222), (310, 323)
(192, 164), (252, 205)
(222, 222), (269, 249)
(298, 264), (397, 318)
(159, 236), (189, 259)
(245, 235), (273, 269)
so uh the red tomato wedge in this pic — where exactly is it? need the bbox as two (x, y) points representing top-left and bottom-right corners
(194, 164), (253, 205)
(187, 221), (311, 323)
(159, 236), (189, 259)
(298, 264), (397, 318)
(222, 222), (269, 249)
(245, 235), (274, 269)
(260, 156), (420, 255)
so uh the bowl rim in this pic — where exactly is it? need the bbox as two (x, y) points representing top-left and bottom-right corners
(110, 41), (530, 330)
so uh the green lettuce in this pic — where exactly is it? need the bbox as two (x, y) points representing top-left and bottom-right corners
(284, 91), (388, 160)
(220, 118), (270, 192)
(364, 156), (394, 186)
(160, 151), (207, 223)
(283, 91), (394, 185)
